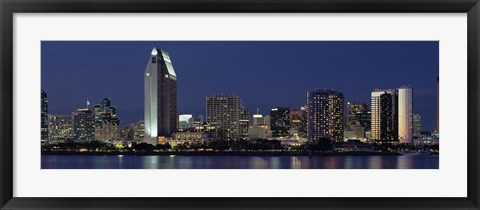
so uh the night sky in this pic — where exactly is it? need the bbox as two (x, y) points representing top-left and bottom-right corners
(41, 41), (438, 131)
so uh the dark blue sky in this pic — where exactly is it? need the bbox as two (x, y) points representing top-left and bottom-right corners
(41, 41), (438, 131)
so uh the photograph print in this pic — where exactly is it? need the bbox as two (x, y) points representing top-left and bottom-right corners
(41, 41), (439, 169)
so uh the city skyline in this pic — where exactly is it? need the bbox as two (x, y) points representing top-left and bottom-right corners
(41, 41), (438, 131)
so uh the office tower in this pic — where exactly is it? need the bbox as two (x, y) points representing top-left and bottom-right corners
(371, 89), (397, 141)
(413, 114), (421, 138)
(264, 115), (271, 129)
(299, 106), (308, 138)
(289, 108), (306, 139)
(250, 109), (266, 126)
(72, 108), (95, 142)
(126, 120), (145, 141)
(307, 89), (344, 143)
(398, 86), (413, 144)
(359, 110), (372, 132)
(380, 92), (397, 141)
(239, 106), (250, 139)
(345, 102), (370, 140)
(206, 94), (243, 140)
(248, 109), (270, 140)
(93, 98), (121, 142)
(179, 114), (194, 129)
(41, 90), (48, 144)
(270, 107), (291, 138)
(144, 47), (178, 146)
(47, 114), (72, 144)
(346, 102), (368, 129)
(290, 109), (302, 130)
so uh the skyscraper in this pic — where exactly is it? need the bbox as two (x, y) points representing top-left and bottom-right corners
(290, 108), (306, 138)
(398, 86), (413, 144)
(299, 106), (308, 138)
(239, 106), (250, 139)
(48, 114), (72, 144)
(126, 120), (145, 142)
(270, 107), (291, 138)
(371, 89), (397, 141)
(206, 94), (243, 140)
(72, 108), (95, 142)
(41, 90), (48, 144)
(380, 92), (397, 141)
(94, 98), (121, 142)
(345, 102), (369, 140)
(307, 89), (344, 143)
(346, 102), (368, 130)
(413, 114), (421, 138)
(144, 47), (178, 146)
(250, 109), (266, 126)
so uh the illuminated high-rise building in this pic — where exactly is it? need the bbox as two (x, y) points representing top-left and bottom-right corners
(41, 90), (48, 144)
(144, 47), (178, 146)
(345, 102), (369, 140)
(48, 114), (72, 144)
(380, 92), (397, 141)
(94, 98), (121, 142)
(126, 120), (145, 141)
(239, 106), (250, 139)
(250, 109), (266, 126)
(371, 89), (397, 141)
(307, 89), (344, 143)
(290, 108), (302, 130)
(413, 114), (421, 138)
(72, 108), (95, 142)
(270, 107), (291, 137)
(206, 94), (244, 140)
(299, 106), (308, 138)
(346, 102), (368, 130)
(398, 86), (413, 144)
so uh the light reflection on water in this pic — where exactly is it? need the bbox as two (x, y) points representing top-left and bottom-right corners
(42, 155), (439, 169)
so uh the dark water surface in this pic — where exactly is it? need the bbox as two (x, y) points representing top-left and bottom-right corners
(41, 155), (439, 169)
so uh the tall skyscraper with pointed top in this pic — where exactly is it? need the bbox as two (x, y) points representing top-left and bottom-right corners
(144, 47), (178, 146)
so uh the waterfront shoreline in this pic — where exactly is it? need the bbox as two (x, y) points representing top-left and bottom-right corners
(41, 151), (403, 156)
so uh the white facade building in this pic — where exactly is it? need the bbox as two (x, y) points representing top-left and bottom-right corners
(398, 86), (413, 144)
(144, 47), (178, 146)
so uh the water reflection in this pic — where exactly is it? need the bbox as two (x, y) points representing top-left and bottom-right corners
(291, 157), (302, 169)
(41, 155), (439, 169)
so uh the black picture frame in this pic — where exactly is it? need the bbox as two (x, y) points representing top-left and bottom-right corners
(1, 0), (479, 209)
